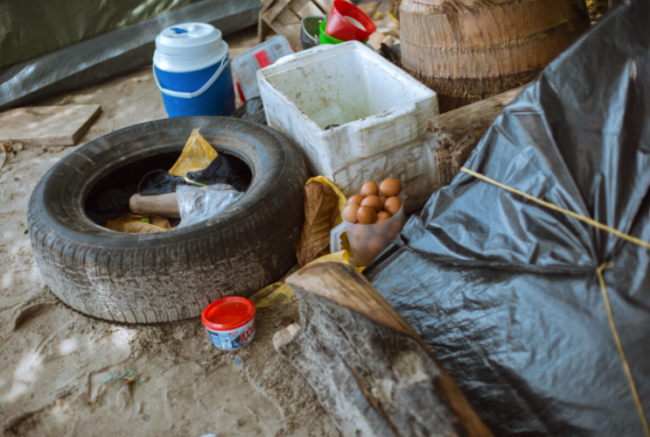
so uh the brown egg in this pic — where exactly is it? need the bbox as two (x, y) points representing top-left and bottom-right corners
(355, 251), (374, 268)
(380, 178), (402, 197)
(356, 205), (377, 224)
(361, 195), (383, 212)
(368, 234), (389, 256)
(360, 181), (379, 197)
(379, 195), (387, 208)
(354, 225), (374, 242)
(384, 196), (402, 216)
(387, 219), (404, 239)
(347, 194), (364, 205)
(351, 240), (367, 257)
(376, 211), (392, 223)
(374, 219), (391, 236)
(342, 203), (360, 223)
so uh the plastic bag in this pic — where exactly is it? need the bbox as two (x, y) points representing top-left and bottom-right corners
(168, 129), (218, 177)
(232, 97), (266, 125)
(176, 184), (243, 228)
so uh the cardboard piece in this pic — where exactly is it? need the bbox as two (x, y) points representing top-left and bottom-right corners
(259, 0), (336, 49)
(0, 104), (101, 146)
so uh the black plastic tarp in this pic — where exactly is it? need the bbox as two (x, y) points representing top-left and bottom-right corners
(365, 0), (650, 435)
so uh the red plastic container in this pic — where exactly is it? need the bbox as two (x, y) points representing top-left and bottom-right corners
(325, 1), (376, 42)
(201, 297), (256, 350)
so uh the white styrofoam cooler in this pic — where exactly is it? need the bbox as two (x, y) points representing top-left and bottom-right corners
(257, 41), (440, 212)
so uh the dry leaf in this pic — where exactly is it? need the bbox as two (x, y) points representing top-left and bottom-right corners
(106, 214), (172, 233)
(147, 215), (173, 229)
(296, 181), (339, 266)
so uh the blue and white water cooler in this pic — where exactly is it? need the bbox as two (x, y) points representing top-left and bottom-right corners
(154, 23), (236, 118)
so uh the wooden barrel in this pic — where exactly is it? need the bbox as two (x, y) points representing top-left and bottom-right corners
(400, 0), (591, 112)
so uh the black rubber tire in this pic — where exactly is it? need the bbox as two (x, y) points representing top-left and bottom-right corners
(28, 117), (309, 323)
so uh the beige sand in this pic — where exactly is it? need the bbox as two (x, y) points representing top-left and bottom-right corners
(0, 27), (340, 437)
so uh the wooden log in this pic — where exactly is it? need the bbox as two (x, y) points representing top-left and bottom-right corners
(428, 85), (524, 187)
(400, 0), (590, 112)
(129, 193), (180, 218)
(275, 262), (493, 437)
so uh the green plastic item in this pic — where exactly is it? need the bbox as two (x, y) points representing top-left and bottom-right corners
(319, 21), (369, 45)
(320, 21), (344, 45)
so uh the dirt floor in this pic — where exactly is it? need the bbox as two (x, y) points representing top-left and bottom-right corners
(0, 26), (341, 437)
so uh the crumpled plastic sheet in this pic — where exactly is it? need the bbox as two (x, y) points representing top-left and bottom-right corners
(176, 184), (243, 228)
(365, 0), (650, 435)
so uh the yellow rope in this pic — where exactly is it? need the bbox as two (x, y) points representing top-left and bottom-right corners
(460, 168), (650, 250)
(597, 263), (650, 437)
(460, 167), (650, 435)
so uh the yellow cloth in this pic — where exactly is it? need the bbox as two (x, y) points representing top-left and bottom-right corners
(249, 251), (362, 309)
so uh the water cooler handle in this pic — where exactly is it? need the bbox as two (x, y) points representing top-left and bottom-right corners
(153, 57), (229, 99)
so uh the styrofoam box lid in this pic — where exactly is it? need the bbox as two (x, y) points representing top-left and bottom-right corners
(154, 23), (228, 72)
(232, 35), (293, 100)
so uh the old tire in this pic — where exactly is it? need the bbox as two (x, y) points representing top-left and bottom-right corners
(28, 117), (309, 323)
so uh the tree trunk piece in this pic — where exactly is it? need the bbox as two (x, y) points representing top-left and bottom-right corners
(274, 262), (494, 437)
(400, 0), (590, 112)
(428, 85), (524, 187)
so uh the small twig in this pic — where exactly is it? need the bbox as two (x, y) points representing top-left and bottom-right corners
(0, 301), (22, 311)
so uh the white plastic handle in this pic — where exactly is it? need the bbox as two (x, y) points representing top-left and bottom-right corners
(330, 222), (346, 254)
(154, 56), (229, 99)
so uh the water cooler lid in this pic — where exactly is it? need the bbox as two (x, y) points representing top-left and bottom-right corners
(154, 23), (227, 72)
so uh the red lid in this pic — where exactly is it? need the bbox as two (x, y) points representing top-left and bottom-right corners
(201, 297), (256, 331)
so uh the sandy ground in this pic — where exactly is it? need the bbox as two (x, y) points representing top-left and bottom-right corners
(0, 27), (341, 437)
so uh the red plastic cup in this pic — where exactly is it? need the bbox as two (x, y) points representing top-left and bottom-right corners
(325, 1), (376, 42)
